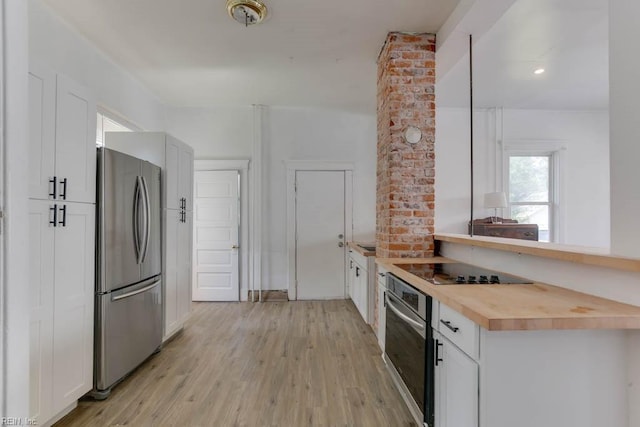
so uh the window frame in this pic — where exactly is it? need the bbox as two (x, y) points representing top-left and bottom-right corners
(501, 141), (566, 243)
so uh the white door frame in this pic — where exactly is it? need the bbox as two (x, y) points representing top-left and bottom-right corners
(286, 161), (354, 301)
(194, 160), (249, 301)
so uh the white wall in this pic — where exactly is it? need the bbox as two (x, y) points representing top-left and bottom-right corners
(164, 107), (253, 159)
(265, 107), (377, 289)
(165, 106), (377, 290)
(28, 0), (165, 131)
(435, 107), (610, 248)
(3, 0), (30, 419)
(609, 1), (640, 425)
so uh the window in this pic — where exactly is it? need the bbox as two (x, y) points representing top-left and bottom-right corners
(507, 154), (554, 242)
(96, 111), (137, 147)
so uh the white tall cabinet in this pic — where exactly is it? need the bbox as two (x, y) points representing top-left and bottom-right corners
(28, 63), (96, 425)
(105, 132), (194, 341)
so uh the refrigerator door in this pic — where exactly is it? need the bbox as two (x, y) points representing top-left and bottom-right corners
(141, 161), (162, 279)
(98, 148), (142, 293)
(94, 276), (162, 391)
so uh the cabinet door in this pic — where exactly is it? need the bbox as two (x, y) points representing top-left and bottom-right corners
(164, 209), (180, 339)
(52, 202), (95, 410)
(178, 146), (194, 211)
(355, 264), (367, 322)
(164, 137), (180, 210)
(28, 201), (55, 422)
(434, 332), (479, 427)
(177, 211), (193, 323)
(55, 74), (96, 203)
(348, 255), (355, 300)
(377, 283), (386, 351)
(28, 65), (56, 200)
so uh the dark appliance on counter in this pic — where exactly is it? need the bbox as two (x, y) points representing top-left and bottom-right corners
(93, 147), (163, 399)
(384, 273), (434, 426)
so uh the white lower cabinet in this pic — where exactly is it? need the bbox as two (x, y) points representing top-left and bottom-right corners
(433, 330), (478, 427)
(29, 200), (95, 424)
(431, 301), (628, 427)
(376, 266), (388, 351)
(163, 208), (193, 340)
(348, 250), (376, 325)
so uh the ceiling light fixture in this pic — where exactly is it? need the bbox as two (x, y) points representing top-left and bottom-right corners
(534, 68), (545, 75)
(226, 0), (268, 26)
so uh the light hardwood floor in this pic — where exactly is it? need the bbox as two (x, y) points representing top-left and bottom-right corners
(56, 300), (417, 427)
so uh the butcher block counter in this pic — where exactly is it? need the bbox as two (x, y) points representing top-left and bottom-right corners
(376, 257), (640, 331)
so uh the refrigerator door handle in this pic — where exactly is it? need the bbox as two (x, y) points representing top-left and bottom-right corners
(112, 277), (161, 301)
(133, 176), (142, 264)
(140, 176), (151, 264)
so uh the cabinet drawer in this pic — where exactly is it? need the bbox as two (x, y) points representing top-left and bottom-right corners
(437, 303), (479, 360)
(349, 250), (367, 271)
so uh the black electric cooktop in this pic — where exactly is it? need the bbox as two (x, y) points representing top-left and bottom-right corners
(396, 263), (533, 285)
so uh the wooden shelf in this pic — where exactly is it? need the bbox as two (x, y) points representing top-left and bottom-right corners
(435, 233), (640, 273)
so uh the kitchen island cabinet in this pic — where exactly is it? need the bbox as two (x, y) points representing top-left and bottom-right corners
(376, 258), (639, 427)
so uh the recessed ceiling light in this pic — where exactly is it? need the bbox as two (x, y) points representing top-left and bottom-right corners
(534, 68), (545, 75)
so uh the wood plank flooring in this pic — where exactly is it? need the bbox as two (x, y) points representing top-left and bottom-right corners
(56, 300), (417, 427)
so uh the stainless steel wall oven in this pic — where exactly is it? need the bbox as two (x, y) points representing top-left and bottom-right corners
(384, 273), (434, 427)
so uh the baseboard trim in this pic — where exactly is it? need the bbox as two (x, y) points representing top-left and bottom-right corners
(247, 290), (289, 302)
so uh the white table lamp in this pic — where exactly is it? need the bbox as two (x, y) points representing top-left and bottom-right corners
(484, 192), (508, 223)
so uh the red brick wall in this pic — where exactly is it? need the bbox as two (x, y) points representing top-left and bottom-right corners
(376, 32), (436, 259)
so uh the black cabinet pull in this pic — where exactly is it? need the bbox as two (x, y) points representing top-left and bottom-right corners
(182, 211), (186, 223)
(356, 266), (360, 278)
(383, 291), (386, 308)
(435, 339), (443, 366)
(49, 205), (57, 227)
(350, 260), (353, 269)
(440, 319), (460, 333)
(58, 205), (67, 227)
(378, 272), (385, 277)
(59, 178), (67, 200)
(49, 177), (57, 199)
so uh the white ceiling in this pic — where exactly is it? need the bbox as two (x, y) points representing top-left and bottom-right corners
(438, 0), (609, 110)
(41, 0), (460, 113)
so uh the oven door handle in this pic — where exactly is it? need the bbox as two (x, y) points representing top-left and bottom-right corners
(386, 293), (425, 331)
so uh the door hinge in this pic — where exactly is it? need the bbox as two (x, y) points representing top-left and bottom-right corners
(0, 210), (4, 234)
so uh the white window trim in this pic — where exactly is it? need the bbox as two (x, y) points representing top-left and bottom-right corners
(501, 140), (567, 243)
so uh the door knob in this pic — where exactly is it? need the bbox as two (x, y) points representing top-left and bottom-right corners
(338, 242), (344, 248)
(338, 234), (344, 239)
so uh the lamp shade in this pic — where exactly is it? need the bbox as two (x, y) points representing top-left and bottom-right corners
(484, 192), (508, 209)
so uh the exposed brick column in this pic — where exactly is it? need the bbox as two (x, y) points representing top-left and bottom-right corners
(376, 32), (436, 259)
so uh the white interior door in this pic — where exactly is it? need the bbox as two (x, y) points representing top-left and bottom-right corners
(192, 170), (239, 301)
(296, 170), (346, 300)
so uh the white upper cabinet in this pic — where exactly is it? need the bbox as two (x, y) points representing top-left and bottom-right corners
(178, 146), (194, 211)
(28, 65), (56, 200)
(29, 65), (97, 203)
(54, 74), (97, 203)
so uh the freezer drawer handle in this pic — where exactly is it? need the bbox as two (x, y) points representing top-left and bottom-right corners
(112, 280), (160, 301)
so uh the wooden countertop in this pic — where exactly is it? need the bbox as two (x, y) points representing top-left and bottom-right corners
(347, 242), (376, 257)
(376, 258), (640, 331)
(435, 232), (640, 273)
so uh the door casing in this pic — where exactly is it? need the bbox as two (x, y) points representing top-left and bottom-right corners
(285, 161), (354, 301)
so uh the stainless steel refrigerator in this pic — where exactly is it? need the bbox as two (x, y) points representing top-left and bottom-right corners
(94, 147), (162, 399)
